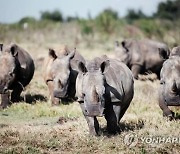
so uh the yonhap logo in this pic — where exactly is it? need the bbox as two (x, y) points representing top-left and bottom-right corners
(124, 133), (180, 147)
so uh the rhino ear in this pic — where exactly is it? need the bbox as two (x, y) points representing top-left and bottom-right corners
(10, 44), (18, 57)
(49, 48), (57, 59)
(67, 48), (76, 60)
(121, 41), (126, 48)
(159, 48), (169, 60)
(0, 44), (3, 51)
(100, 60), (110, 74)
(78, 61), (87, 73)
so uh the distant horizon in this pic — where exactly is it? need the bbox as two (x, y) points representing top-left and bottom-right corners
(0, 0), (165, 24)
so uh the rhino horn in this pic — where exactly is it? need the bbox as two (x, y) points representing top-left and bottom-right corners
(92, 86), (99, 103)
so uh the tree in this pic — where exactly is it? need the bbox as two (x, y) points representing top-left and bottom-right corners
(41, 10), (63, 22)
(154, 0), (180, 20)
(125, 9), (147, 21)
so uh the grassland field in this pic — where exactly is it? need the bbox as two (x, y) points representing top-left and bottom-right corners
(0, 22), (180, 154)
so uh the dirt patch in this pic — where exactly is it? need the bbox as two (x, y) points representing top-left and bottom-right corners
(57, 117), (77, 124)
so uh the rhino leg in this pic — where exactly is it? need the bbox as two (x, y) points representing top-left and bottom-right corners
(0, 93), (10, 109)
(131, 64), (142, 79)
(11, 85), (23, 102)
(47, 81), (60, 105)
(119, 103), (131, 122)
(80, 103), (100, 135)
(159, 90), (174, 120)
(105, 104), (120, 134)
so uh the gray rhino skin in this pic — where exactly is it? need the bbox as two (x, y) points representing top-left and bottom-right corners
(44, 48), (85, 105)
(159, 46), (180, 120)
(76, 56), (134, 135)
(0, 43), (35, 108)
(115, 39), (170, 79)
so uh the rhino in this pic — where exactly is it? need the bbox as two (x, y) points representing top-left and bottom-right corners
(0, 43), (35, 108)
(43, 47), (85, 105)
(159, 46), (180, 120)
(115, 39), (170, 79)
(76, 56), (134, 135)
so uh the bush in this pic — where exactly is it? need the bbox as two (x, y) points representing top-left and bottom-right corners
(41, 10), (63, 22)
(19, 17), (36, 25)
(79, 19), (93, 35)
(134, 19), (164, 38)
(125, 9), (147, 23)
(95, 8), (119, 34)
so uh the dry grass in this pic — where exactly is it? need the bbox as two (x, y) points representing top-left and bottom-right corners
(0, 23), (179, 154)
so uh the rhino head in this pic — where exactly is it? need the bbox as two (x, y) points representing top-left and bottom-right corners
(115, 40), (130, 65)
(0, 44), (20, 94)
(160, 55), (180, 106)
(47, 48), (75, 99)
(78, 59), (110, 117)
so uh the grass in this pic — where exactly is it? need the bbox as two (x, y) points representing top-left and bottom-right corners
(0, 79), (179, 154)
(0, 22), (179, 154)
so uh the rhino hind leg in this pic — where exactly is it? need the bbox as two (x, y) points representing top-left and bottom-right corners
(131, 64), (142, 79)
(0, 93), (11, 109)
(80, 103), (100, 135)
(11, 85), (23, 102)
(105, 105), (120, 134)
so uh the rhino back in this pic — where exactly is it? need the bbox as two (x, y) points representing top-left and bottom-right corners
(104, 59), (134, 103)
(140, 40), (168, 70)
(16, 47), (35, 86)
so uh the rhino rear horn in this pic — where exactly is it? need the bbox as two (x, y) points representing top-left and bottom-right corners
(0, 44), (3, 51)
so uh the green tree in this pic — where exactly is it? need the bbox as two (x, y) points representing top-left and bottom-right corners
(125, 9), (147, 21)
(41, 10), (63, 22)
(154, 0), (180, 20)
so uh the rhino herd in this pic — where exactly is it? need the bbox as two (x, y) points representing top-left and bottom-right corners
(0, 40), (179, 135)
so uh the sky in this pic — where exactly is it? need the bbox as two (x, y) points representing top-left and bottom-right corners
(0, 0), (165, 23)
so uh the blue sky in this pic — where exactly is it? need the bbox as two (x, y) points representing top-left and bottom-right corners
(0, 0), (165, 23)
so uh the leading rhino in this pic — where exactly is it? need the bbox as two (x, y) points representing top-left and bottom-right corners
(0, 43), (35, 108)
(76, 56), (134, 135)
(115, 39), (170, 79)
(159, 46), (180, 120)
(43, 46), (85, 105)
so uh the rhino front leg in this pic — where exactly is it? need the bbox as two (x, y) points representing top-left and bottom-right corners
(80, 103), (100, 135)
(131, 64), (142, 79)
(159, 89), (174, 120)
(47, 81), (60, 105)
(1, 93), (10, 109)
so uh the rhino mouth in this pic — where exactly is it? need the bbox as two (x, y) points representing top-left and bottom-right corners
(53, 90), (67, 98)
(165, 96), (180, 106)
(84, 104), (105, 117)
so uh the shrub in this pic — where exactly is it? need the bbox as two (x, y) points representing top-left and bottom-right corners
(41, 10), (63, 22)
(95, 8), (119, 34)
